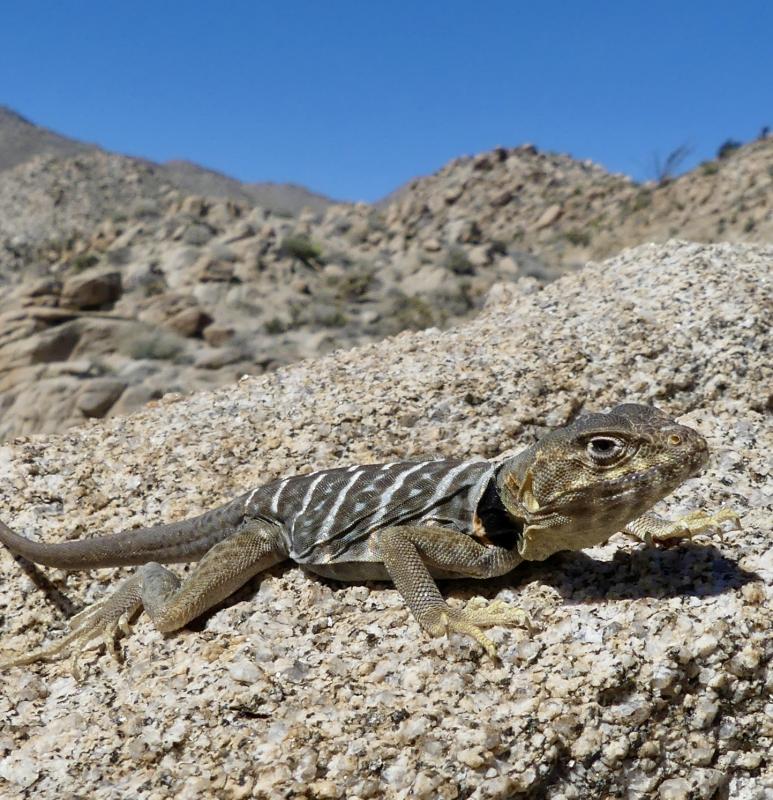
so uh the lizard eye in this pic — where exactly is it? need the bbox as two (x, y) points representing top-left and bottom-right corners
(586, 436), (625, 463)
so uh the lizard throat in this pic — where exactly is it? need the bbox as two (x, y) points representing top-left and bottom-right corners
(474, 478), (524, 551)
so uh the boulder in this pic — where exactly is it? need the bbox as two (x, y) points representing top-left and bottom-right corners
(75, 378), (128, 417)
(534, 203), (563, 229)
(165, 307), (213, 338)
(61, 269), (122, 310)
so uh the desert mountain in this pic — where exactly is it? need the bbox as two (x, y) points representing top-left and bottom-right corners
(0, 106), (95, 171)
(163, 161), (338, 215)
(0, 106), (337, 221)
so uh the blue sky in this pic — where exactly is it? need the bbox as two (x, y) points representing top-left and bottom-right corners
(1, 1), (771, 202)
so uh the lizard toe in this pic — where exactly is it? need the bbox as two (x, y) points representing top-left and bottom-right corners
(461, 597), (531, 629)
(652, 507), (741, 546)
(419, 602), (526, 658)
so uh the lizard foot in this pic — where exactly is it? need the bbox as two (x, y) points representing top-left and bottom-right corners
(646, 508), (741, 546)
(0, 575), (143, 679)
(421, 598), (529, 658)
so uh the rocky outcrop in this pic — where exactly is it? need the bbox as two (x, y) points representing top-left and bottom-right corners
(1, 132), (771, 441)
(0, 242), (769, 798)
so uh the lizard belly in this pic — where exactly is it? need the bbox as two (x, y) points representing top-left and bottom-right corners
(303, 562), (392, 581)
(303, 562), (479, 582)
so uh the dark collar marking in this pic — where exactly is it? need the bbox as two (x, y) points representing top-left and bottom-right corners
(475, 477), (523, 550)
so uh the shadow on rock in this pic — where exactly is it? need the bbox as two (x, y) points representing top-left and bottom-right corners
(527, 543), (760, 602)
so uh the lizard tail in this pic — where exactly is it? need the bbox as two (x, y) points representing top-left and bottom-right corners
(0, 499), (247, 569)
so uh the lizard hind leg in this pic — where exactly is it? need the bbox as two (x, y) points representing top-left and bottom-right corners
(0, 569), (151, 678)
(0, 519), (287, 677)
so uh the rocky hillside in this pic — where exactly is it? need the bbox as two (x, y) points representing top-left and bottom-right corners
(382, 138), (773, 269)
(162, 161), (338, 215)
(0, 106), (93, 171)
(0, 242), (769, 798)
(1, 111), (771, 440)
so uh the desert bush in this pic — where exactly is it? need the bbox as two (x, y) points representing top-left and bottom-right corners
(627, 189), (652, 213)
(279, 235), (323, 267)
(341, 272), (374, 300)
(651, 143), (692, 184)
(123, 331), (185, 361)
(71, 253), (100, 272)
(444, 247), (474, 275)
(717, 139), (742, 160)
(264, 317), (288, 334)
(390, 294), (440, 332)
(564, 229), (591, 247)
(319, 309), (349, 328)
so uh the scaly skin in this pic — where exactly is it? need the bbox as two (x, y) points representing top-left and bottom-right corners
(0, 404), (737, 674)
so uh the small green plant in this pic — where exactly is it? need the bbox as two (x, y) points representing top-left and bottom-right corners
(124, 331), (184, 361)
(264, 317), (288, 334)
(319, 310), (349, 328)
(700, 161), (719, 175)
(629, 189), (652, 213)
(391, 295), (439, 332)
(564, 229), (591, 247)
(330, 270), (374, 300)
(279, 235), (323, 268)
(444, 247), (474, 275)
(717, 139), (742, 160)
(71, 253), (100, 272)
(743, 218), (756, 233)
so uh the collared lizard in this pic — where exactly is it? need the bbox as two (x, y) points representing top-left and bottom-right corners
(0, 404), (737, 674)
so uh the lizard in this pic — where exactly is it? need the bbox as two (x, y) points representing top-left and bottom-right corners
(0, 403), (737, 675)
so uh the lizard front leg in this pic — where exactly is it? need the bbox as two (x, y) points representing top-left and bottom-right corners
(0, 519), (287, 676)
(625, 508), (740, 547)
(379, 525), (526, 657)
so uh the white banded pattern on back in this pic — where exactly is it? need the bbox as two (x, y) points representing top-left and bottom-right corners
(249, 459), (495, 565)
(316, 468), (367, 538)
(270, 478), (292, 514)
(367, 462), (428, 530)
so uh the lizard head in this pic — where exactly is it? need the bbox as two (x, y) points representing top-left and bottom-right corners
(495, 403), (709, 561)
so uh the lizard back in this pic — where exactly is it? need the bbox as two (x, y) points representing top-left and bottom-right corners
(245, 459), (495, 569)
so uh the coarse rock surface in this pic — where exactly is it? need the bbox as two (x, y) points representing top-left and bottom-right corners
(1, 115), (772, 441)
(0, 241), (770, 799)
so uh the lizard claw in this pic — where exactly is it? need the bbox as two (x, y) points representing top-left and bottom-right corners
(463, 597), (531, 629)
(0, 577), (143, 678)
(650, 507), (741, 546)
(421, 598), (529, 658)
